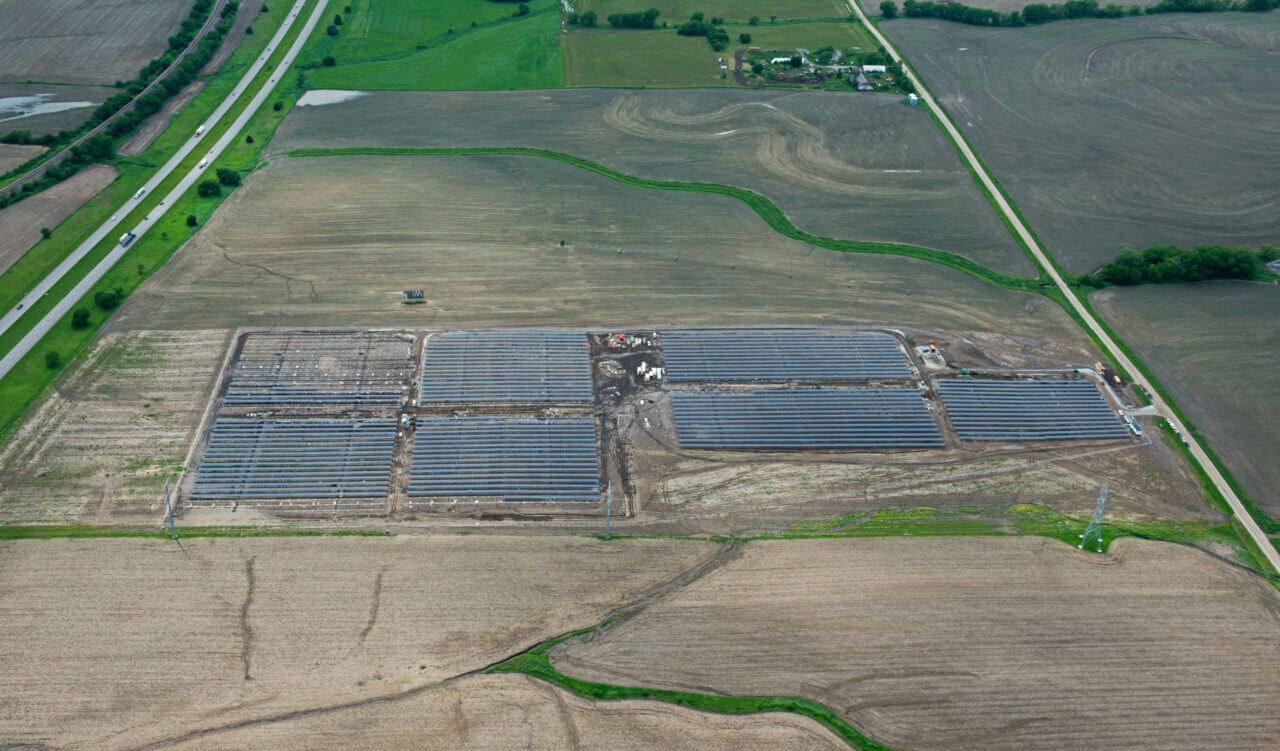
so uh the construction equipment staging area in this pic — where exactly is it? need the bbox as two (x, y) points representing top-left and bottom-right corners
(176, 327), (1142, 520)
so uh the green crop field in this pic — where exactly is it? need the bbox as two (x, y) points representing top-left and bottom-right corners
(738, 19), (875, 49)
(1094, 282), (1280, 520)
(578, 0), (849, 22)
(268, 89), (1031, 275)
(564, 29), (734, 87)
(305, 0), (564, 90)
(883, 14), (1280, 275)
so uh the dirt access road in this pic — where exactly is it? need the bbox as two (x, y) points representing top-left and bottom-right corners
(842, 0), (1280, 574)
(0, 0), (325, 381)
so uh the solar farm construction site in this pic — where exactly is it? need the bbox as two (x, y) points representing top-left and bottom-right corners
(177, 326), (1145, 522)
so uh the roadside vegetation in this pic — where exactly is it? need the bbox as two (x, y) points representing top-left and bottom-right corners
(883, 0), (1279, 27)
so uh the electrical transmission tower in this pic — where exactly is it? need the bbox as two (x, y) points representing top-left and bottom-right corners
(1079, 482), (1108, 552)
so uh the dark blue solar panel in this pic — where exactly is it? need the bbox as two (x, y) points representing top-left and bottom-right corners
(408, 417), (601, 503)
(421, 330), (592, 405)
(661, 330), (912, 382)
(190, 418), (397, 501)
(672, 389), (942, 450)
(935, 379), (1129, 440)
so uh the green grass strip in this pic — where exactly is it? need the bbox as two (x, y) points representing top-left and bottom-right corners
(489, 625), (893, 751)
(283, 146), (1037, 290)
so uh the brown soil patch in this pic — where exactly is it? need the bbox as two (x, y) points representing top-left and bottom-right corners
(0, 535), (711, 750)
(0, 143), (44, 173)
(201, 0), (267, 76)
(0, 329), (227, 522)
(0, 163), (116, 275)
(162, 672), (845, 750)
(554, 536), (1280, 750)
(118, 81), (206, 157)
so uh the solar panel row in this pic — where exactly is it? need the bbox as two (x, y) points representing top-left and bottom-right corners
(660, 329), (912, 382)
(189, 418), (397, 500)
(420, 330), (592, 405)
(225, 332), (413, 406)
(408, 417), (601, 503)
(672, 389), (943, 450)
(935, 379), (1129, 440)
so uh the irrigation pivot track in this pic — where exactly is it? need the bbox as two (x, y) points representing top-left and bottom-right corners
(843, 0), (1280, 572)
(0, 0), (328, 380)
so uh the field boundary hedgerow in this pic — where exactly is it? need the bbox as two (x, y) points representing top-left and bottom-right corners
(283, 146), (1039, 290)
(488, 623), (895, 751)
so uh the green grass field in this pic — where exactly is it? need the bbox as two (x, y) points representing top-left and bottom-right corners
(577, 0), (848, 22)
(564, 20), (874, 87)
(305, 0), (564, 90)
(564, 29), (733, 87)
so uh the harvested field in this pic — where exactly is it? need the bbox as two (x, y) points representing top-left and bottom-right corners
(564, 29), (734, 88)
(0, 0), (191, 85)
(1094, 281), (1280, 518)
(884, 14), (1280, 274)
(554, 536), (1280, 750)
(0, 535), (711, 750)
(201, 0), (266, 75)
(0, 83), (116, 137)
(121, 154), (1076, 349)
(164, 672), (846, 750)
(580, 0), (848, 20)
(0, 143), (44, 174)
(0, 329), (225, 523)
(858, 0), (1158, 13)
(0, 163), (116, 275)
(268, 88), (1030, 273)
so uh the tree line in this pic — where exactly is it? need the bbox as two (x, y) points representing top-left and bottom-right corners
(1085, 243), (1278, 286)
(880, 0), (1277, 26)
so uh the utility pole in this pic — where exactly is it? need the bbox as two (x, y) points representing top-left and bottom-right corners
(1079, 482), (1108, 552)
(605, 482), (612, 540)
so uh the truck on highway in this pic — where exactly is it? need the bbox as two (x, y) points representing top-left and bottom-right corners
(118, 231), (137, 247)
(134, 188), (146, 199)
(195, 125), (205, 136)
(198, 157), (209, 168)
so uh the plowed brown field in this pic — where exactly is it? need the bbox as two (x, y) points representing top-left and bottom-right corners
(554, 536), (1280, 750)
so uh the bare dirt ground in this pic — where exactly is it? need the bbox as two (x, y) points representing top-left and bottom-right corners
(1094, 281), (1280, 518)
(0, 143), (44, 173)
(267, 88), (1032, 276)
(164, 672), (845, 750)
(201, 0), (266, 75)
(0, 0), (191, 85)
(883, 14), (1280, 274)
(858, 0), (1158, 13)
(0, 329), (226, 523)
(554, 536), (1280, 750)
(118, 154), (1078, 348)
(0, 163), (116, 275)
(0, 535), (712, 750)
(118, 81), (205, 157)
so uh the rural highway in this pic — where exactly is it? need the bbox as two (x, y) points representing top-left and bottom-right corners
(0, 0), (326, 380)
(844, 0), (1280, 574)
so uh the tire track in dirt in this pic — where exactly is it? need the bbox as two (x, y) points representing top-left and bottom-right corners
(358, 566), (386, 645)
(240, 556), (256, 681)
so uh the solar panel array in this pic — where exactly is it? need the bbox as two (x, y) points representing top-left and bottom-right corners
(408, 417), (601, 503)
(420, 330), (592, 405)
(672, 389), (943, 450)
(224, 332), (413, 406)
(935, 379), (1130, 441)
(660, 330), (912, 382)
(188, 418), (397, 508)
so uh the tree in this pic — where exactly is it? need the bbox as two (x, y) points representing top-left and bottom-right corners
(245, 134), (254, 143)
(770, 14), (777, 22)
(40, 227), (51, 239)
(881, 0), (899, 16)
(45, 351), (61, 369)
(516, 3), (529, 15)
(325, 24), (338, 35)
(216, 167), (241, 186)
(739, 32), (751, 43)
(246, 25), (253, 33)
(186, 214), (198, 227)
(751, 61), (764, 75)
(580, 9), (597, 25)
(322, 55), (336, 66)
(94, 288), (123, 310)
(197, 179), (221, 198)
(333, 13), (342, 24)
(273, 101), (283, 111)
(71, 308), (90, 329)
(790, 54), (802, 68)
(749, 15), (760, 24)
